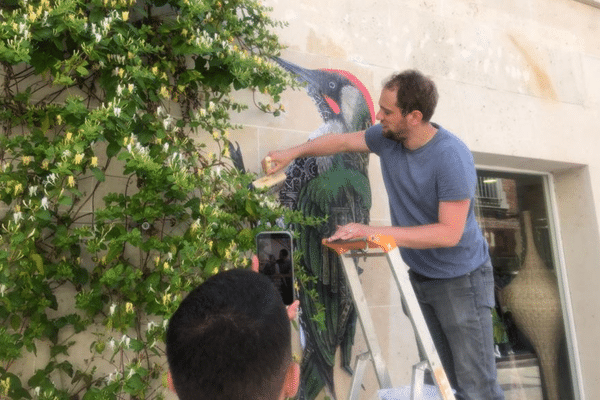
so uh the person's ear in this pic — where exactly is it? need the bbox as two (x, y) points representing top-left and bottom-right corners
(406, 109), (423, 125)
(167, 370), (176, 393)
(251, 254), (259, 272)
(286, 300), (300, 320)
(282, 362), (300, 398)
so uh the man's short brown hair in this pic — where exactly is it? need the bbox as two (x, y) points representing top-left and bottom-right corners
(383, 70), (438, 122)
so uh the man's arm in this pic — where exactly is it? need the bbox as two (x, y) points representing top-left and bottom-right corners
(262, 131), (369, 175)
(328, 199), (471, 249)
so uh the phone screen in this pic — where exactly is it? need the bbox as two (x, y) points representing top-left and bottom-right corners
(256, 231), (294, 305)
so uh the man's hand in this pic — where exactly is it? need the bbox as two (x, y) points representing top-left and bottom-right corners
(251, 255), (299, 320)
(326, 223), (371, 242)
(262, 150), (294, 176)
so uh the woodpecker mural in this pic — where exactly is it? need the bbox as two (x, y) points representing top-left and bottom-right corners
(273, 59), (375, 400)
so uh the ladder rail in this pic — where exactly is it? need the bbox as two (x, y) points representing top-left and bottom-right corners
(323, 236), (456, 400)
(337, 251), (393, 390)
(386, 249), (456, 400)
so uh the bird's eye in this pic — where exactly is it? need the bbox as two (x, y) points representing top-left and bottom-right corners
(329, 82), (336, 89)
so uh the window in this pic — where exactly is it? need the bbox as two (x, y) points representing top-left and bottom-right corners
(475, 170), (578, 400)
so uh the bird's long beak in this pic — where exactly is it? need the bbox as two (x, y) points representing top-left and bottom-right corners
(274, 58), (341, 115)
(274, 57), (321, 87)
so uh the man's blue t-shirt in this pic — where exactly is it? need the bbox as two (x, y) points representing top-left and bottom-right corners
(365, 123), (489, 278)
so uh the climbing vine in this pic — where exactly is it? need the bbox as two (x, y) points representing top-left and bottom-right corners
(0, 0), (310, 398)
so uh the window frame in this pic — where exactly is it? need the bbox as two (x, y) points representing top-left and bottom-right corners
(476, 164), (584, 400)
(572, 0), (600, 9)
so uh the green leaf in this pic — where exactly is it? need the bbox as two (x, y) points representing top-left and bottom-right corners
(35, 209), (52, 221)
(59, 195), (73, 206)
(10, 315), (21, 331)
(77, 65), (89, 76)
(30, 253), (44, 274)
(205, 256), (221, 275)
(124, 373), (145, 394)
(91, 167), (106, 182)
(106, 141), (121, 157)
(50, 344), (70, 358)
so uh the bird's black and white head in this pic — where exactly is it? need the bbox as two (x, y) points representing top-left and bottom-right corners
(274, 58), (375, 134)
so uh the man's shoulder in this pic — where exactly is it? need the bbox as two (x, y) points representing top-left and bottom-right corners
(364, 124), (385, 152)
(365, 123), (383, 139)
(431, 124), (472, 154)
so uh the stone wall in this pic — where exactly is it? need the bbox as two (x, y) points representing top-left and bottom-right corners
(228, 0), (600, 398)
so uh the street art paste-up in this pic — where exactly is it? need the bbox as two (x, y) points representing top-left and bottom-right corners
(274, 59), (375, 400)
(229, 59), (375, 399)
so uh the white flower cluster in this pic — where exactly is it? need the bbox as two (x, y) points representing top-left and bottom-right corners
(88, 10), (121, 42)
(125, 134), (150, 162)
(157, 106), (175, 131)
(166, 152), (186, 169)
(259, 195), (279, 210)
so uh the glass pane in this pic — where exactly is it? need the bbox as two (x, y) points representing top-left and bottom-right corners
(475, 170), (575, 400)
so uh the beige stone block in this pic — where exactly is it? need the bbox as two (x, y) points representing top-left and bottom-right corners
(92, 175), (133, 209)
(367, 154), (391, 224)
(231, 86), (324, 133)
(582, 55), (600, 110)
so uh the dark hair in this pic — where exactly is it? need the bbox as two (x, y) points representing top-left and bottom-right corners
(166, 269), (291, 400)
(383, 70), (438, 122)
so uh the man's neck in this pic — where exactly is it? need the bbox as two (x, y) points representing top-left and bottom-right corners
(404, 123), (438, 150)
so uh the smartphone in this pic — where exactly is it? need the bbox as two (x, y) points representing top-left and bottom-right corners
(256, 231), (295, 305)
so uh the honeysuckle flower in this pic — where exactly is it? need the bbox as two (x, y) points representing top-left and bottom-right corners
(0, 284), (6, 297)
(113, 106), (121, 117)
(67, 175), (75, 187)
(109, 303), (116, 315)
(44, 173), (57, 186)
(159, 86), (169, 98)
(74, 153), (84, 164)
(13, 211), (23, 224)
(120, 334), (130, 347)
(90, 156), (98, 167)
(29, 186), (38, 196)
(41, 197), (49, 210)
(13, 183), (23, 196)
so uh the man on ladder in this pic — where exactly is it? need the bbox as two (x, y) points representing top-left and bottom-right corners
(263, 70), (504, 400)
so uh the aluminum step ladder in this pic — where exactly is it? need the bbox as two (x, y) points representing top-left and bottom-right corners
(322, 235), (456, 400)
